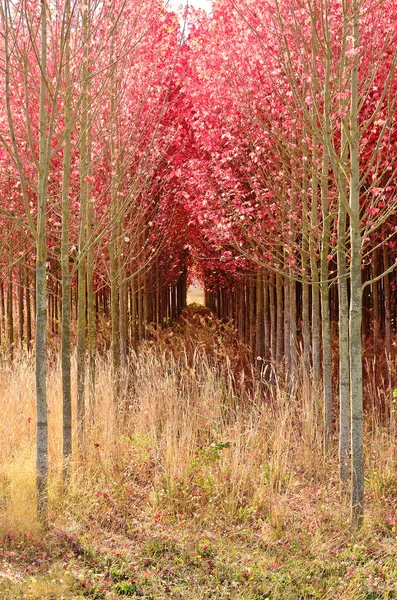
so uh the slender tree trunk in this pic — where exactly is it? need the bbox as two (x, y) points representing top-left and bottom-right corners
(338, 197), (350, 485)
(119, 265), (128, 368)
(85, 23), (96, 417)
(155, 261), (160, 326)
(7, 267), (13, 360)
(110, 243), (120, 396)
(0, 282), (5, 347)
(61, 0), (72, 474)
(302, 156), (311, 393)
(310, 86), (321, 419)
(77, 171), (87, 453)
(289, 187), (297, 377)
(109, 22), (120, 401)
(143, 269), (149, 337)
(18, 264), (24, 350)
(321, 46), (333, 449)
(238, 281), (244, 339)
(311, 222), (321, 412)
(87, 203), (96, 416)
(256, 269), (264, 363)
(0, 282), (2, 351)
(36, 0), (49, 527)
(321, 237), (333, 449)
(137, 277), (143, 341)
(336, 77), (350, 485)
(131, 274), (137, 348)
(284, 275), (291, 373)
(269, 272), (276, 364)
(276, 272), (283, 373)
(264, 270), (270, 365)
(383, 243), (393, 435)
(26, 270), (32, 351)
(289, 275), (297, 376)
(372, 248), (379, 357)
(349, 5), (364, 526)
(49, 292), (53, 333)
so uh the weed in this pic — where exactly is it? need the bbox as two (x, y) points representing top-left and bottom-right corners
(112, 581), (142, 596)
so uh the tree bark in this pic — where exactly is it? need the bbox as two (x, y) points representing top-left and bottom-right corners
(18, 264), (24, 351)
(7, 267), (13, 360)
(36, 0), (49, 527)
(256, 270), (264, 363)
(349, 4), (364, 526)
(276, 272), (283, 373)
(320, 43), (333, 450)
(26, 269), (32, 351)
(383, 243), (393, 436)
(61, 0), (72, 474)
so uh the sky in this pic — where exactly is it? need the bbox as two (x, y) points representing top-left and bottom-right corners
(168, 0), (212, 13)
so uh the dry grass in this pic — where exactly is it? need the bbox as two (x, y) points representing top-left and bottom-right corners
(0, 313), (396, 598)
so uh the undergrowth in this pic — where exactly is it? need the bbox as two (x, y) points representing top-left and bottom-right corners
(0, 309), (396, 599)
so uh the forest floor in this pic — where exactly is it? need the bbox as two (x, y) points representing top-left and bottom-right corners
(1, 511), (397, 600)
(0, 307), (397, 600)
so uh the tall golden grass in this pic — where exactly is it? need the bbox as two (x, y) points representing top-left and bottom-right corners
(0, 321), (396, 542)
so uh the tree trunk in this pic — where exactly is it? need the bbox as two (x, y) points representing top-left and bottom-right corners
(119, 265), (128, 368)
(269, 272), (276, 365)
(320, 46), (333, 449)
(264, 270), (270, 364)
(26, 270), (32, 351)
(256, 270), (264, 364)
(18, 264), (24, 351)
(276, 272), (283, 373)
(77, 185), (87, 454)
(336, 80), (350, 486)
(284, 275), (291, 374)
(0, 282), (5, 348)
(7, 267), (13, 360)
(36, 0), (49, 527)
(349, 6), (364, 526)
(383, 243), (393, 436)
(372, 248), (379, 357)
(301, 163), (311, 393)
(338, 194), (350, 486)
(61, 0), (72, 474)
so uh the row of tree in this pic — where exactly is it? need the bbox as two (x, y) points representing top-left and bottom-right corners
(175, 0), (397, 526)
(0, 0), (191, 526)
(1, 0), (397, 529)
